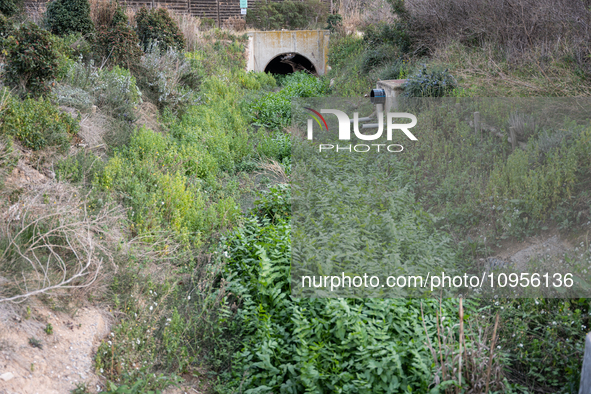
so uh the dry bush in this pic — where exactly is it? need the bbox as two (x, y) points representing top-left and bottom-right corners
(24, 2), (47, 24)
(422, 301), (506, 394)
(431, 40), (591, 97)
(259, 160), (288, 184)
(223, 16), (246, 32)
(89, 0), (120, 27)
(336, 0), (394, 32)
(403, 0), (591, 58)
(89, 0), (137, 26)
(124, 6), (137, 25)
(0, 182), (124, 303)
(171, 11), (202, 52)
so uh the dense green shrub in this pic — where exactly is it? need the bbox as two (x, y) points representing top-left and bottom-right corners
(0, 96), (78, 151)
(4, 23), (60, 97)
(325, 13), (342, 32)
(363, 21), (411, 53)
(246, 0), (327, 30)
(494, 297), (591, 393)
(256, 130), (291, 163)
(249, 71), (328, 130)
(45, 0), (93, 36)
(92, 21), (142, 69)
(52, 33), (92, 62)
(378, 59), (409, 80)
(252, 183), (290, 222)
(403, 66), (457, 97)
(0, 12), (13, 44)
(326, 34), (374, 96)
(361, 45), (399, 73)
(0, 0), (21, 17)
(135, 7), (185, 52)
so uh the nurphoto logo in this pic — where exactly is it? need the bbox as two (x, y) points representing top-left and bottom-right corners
(305, 107), (418, 153)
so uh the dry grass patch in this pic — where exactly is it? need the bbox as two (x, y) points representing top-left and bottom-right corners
(0, 181), (124, 303)
(432, 41), (591, 97)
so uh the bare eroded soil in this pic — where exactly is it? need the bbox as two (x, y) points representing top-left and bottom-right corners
(0, 303), (109, 394)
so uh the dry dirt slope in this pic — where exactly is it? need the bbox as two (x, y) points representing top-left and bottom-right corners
(0, 303), (109, 394)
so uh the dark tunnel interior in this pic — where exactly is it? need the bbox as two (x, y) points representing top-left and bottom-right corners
(264, 53), (317, 75)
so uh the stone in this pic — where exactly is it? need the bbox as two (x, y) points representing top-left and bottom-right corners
(0, 372), (15, 381)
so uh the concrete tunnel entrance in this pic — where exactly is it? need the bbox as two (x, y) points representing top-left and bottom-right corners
(264, 53), (317, 75)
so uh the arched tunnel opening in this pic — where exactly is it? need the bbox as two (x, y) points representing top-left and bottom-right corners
(264, 53), (317, 75)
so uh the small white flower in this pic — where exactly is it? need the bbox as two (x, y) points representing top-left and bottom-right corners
(519, 343), (523, 348)
(187, 295), (191, 300)
(149, 306), (153, 311)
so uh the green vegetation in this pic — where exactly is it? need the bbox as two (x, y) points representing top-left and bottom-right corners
(216, 187), (462, 392)
(0, 13), (13, 44)
(4, 23), (60, 97)
(135, 7), (185, 52)
(0, 95), (78, 151)
(0, 1), (590, 393)
(92, 13), (142, 69)
(249, 71), (329, 130)
(403, 66), (457, 97)
(0, 0), (21, 17)
(45, 0), (93, 36)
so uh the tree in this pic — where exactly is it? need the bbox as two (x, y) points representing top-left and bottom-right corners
(0, 0), (22, 17)
(45, 0), (93, 36)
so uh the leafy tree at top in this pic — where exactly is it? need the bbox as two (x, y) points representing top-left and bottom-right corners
(45, 0), (94, 36)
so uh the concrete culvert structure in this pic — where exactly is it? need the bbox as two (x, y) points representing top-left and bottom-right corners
(246, 30), (330, 75)
(264, 53), (317, 75)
